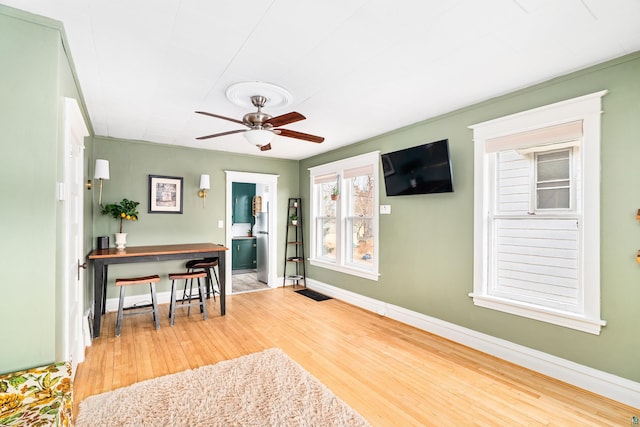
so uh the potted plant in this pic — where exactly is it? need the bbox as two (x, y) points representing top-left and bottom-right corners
(247, 228), (253, 237)
(101, 198), (140, 249)
(290, 214), (299, 225)
(331, 186), (339, 201)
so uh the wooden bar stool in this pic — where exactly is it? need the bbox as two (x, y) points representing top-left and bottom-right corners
(168, 271), (208, 326)
(185, 258), (220, 300)
(114, 275), (160, 337)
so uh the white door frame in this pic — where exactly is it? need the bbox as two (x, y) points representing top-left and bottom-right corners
(62, 98), (89, 376)
(225, 171), (279, 293)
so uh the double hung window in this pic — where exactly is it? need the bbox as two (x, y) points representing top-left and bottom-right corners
(309, 151), (380, 281)
(469, 92), (607, 334)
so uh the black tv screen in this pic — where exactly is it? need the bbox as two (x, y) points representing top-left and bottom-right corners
(381, 139), (453, 196)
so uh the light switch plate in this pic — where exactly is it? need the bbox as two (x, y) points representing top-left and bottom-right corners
(380, 205), (391, 214)
(218, 220), (224, 228)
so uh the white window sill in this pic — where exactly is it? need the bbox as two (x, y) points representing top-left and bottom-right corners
(468, 293), (606, 335)
(309, 258), (379, 281)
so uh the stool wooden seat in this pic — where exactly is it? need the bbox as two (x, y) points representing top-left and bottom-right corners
(168, 271), (208, 325)
(186, 257), (220, 300)
(114, 274), (160, 337)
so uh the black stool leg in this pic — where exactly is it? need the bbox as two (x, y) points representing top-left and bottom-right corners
(197, 277), (208, 320)
(204, 268), (215, 301)
(181, 277), (190, 304)
(116, 286), (126, 337)
(187, 278), (194, 316)
(150, 282), (159, 330)
(211, 266), (220, 296)
(170, 279), (177, 326)
(204, 268), (211, 300)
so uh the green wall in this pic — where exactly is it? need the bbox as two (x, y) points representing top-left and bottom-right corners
(0, 6), (87, 373)
(300, 52), (640, 382)
(2, 1), (638, 388)
(91, 137), (299, 299)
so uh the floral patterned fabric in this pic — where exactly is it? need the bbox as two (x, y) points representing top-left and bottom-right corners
(0, 362), (72, 426)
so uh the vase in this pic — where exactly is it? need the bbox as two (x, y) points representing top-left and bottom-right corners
(115, 232), (127, 249)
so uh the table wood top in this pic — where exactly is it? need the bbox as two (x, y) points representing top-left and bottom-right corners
(88, 242), (228, 259)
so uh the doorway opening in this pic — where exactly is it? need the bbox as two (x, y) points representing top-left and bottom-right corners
(225, 171), (279, 294)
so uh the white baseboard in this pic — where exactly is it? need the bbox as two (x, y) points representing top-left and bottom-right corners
(83, 309), (92, 348)
(305, 278), (640, 409)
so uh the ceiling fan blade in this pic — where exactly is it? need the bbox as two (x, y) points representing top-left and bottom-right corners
(264, 112), (305, 128)
(196, 129), (246, 140)
(259, 143), (272, 151)
(276, 128), (324, 143)
(195, 111), (244, 125)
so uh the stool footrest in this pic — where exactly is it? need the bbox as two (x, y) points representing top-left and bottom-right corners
(122, 307), (155, 317)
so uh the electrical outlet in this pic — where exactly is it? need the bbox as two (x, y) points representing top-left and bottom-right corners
(380, 205), (391, 214)
(217, 220), (224, 228)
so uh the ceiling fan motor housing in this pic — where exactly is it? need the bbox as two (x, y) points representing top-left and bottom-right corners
(244, 95), (273, 129)
(243, 111), (273, 129)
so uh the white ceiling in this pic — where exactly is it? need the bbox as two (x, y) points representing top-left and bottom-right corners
(5, 0), (640, 160)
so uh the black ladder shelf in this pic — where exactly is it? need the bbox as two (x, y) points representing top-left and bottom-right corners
(283, 197), (306, 287)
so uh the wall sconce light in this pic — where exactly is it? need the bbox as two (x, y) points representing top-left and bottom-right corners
(94, 159), (110, 205)
(198, 174), (210, 207)
(86, 179), (92, 190)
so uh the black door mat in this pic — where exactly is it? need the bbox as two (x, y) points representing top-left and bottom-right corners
(295, 288), (332, 301)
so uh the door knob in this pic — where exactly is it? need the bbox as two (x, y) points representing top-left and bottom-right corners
(77, 260), (87, 280)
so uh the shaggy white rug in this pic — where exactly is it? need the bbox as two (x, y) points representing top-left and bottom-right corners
(76, 348), (370, 426)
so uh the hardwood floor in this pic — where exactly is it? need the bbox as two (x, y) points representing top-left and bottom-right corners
(74, 287), (636, 426)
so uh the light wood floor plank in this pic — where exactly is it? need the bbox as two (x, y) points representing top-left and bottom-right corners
(73, 287), (637, 425)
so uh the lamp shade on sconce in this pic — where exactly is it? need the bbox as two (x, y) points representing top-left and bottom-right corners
(199, 174), (210, 190)
(198, 174), (210, 207)
(94, 159), (110, 180)
(94, 159), (110, 205)
(243, 129), (273, 146)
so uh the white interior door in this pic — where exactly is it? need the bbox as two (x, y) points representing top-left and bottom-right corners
(63, 98), (89, 376)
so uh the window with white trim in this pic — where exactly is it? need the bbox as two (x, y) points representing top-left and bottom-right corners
(469, 91), (607, 335)
(309, 151), (380, 281)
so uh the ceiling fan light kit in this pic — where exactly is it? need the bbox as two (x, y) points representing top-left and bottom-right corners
(243, 129), (273, 146)
(196, 82), (324, 152)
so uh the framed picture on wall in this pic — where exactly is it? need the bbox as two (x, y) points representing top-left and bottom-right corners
(148, 174), (183, 214)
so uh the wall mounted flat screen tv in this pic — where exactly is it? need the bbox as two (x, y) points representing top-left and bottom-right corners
(381, 139), (453, 196)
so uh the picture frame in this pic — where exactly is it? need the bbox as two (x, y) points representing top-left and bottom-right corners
(148, 175), (183, 214)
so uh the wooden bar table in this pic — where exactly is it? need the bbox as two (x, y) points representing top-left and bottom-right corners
(88, 243), (228, 338)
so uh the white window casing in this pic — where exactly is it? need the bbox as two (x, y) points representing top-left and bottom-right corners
(309, 151), (380, 281)
(469, 91), (607, 335)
